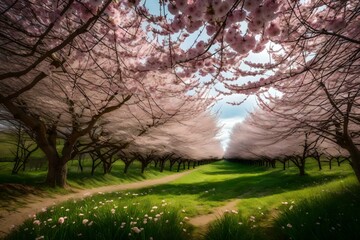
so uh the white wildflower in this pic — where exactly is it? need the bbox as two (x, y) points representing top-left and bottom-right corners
(132, 226), (142, 234)
(58, 217), (65, 224)
(33, 220), (41, 226)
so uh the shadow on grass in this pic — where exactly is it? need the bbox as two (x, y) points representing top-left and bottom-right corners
(140, 162), (353, 202)
(200, 161), (270, 176)
(202, 184), (360, 240)
(0, 160), (187, 210)
(272, 184), (360, 240)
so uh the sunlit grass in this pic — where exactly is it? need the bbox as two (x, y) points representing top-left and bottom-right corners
(3, 160), (358, 239)
(0, 160), (190, 211)
(274, 181), (360, 240)
(203, 161), (358, 240)
(5, 192), (193, 240)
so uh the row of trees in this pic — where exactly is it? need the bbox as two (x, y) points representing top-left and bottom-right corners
(224, 0), (360, 181)
(0, 0), (359, 186)
(0, 74), (224, 185)
(1, 108), (223, 176)
(225, 107), (351, 176)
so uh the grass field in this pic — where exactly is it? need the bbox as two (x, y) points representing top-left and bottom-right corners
(3, 159), (359, 239)
(0, 160), (188, 211)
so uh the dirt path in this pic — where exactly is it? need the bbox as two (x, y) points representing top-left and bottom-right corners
(0, 170), (195, 238)
(189, 199), (240, 237)
(189, 199), (240, 227)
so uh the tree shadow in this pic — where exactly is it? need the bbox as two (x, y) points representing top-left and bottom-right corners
(273, 184), (360, 240)
(138, 168), (352, 202)
(200, 161), (270, 176)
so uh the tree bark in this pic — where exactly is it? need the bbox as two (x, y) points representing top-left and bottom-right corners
(299, 164), (305, 176)
(160, 160), (165, 172)
(345, 143), (360, 183)
(169, 159), (177, 171)
(315, 157), (322, 171)
(177, 161), (181, 172)
(46, 156), (67, 187)
(124, 162), (131, 173)
(141, 162), (146, 174)
(78, 157), (84, 172)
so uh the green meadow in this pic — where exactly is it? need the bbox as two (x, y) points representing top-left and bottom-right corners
(2, 160), (359, 240)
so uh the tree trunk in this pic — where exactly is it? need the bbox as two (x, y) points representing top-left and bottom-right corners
(299, 164), (305, 176)
(337, 157), (341, 167)
(91, 159), (96, 176)
(103, 161), (112, 174)
(169, 160), (176, 171)
(46, 156), (67, 187)
(329, 159), (332, 170)
(12, 157), (20, 174)
(78, 158), (83, 172)
(317, 159), (322, 171)
(345, 143), (360, 183)
(177, 161), (181, 172)
(124, 162), (131, 173)
(193, 161), (196, 169)
(160, 160), (165, 172)
(141, 162), (146, 174)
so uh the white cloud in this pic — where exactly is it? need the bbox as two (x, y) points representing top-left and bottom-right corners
(217, 116), (245, 151)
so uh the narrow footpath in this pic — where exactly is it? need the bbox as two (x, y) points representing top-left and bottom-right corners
(189, 199), (241, 237)
(0, 170), (195, 238)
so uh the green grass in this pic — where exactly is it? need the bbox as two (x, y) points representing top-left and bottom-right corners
(3, 160), (359, 239)
(5, 194), (193, 240)
(274, 184), (360, 240)
(0, 160), (190, 211)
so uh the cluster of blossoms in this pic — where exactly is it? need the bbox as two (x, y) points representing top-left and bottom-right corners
(167, 0), (281, 55)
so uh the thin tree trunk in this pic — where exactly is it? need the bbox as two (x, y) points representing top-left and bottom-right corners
(160, 160), (165, 172)
(124, 162), (131, 173)
(177, 161), (181, 172)
(78, 157), (83, 172)
(141, 162), (146, 174)
(299, 165), (305, 176)
(317, 159), (322, 171)
(345, 143), (360, 183)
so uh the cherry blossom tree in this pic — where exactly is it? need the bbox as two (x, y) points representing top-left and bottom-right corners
(222, 1), (360, 179)
(225, 107), (327, 175)
(2, 0), (358, 186)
